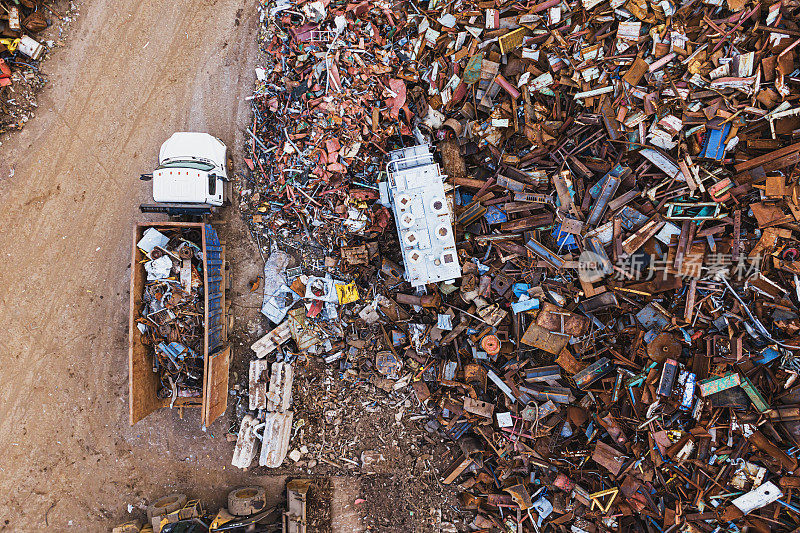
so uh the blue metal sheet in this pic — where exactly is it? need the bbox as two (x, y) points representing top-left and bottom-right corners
(484, 205), (508, 224)
(617, 206), (648, 229)
(589, 164), (628, 198)
(700, 123), (731, 161)
(753, 347), (781, 365)
(205, 224), (224, 351)
(636, 303), (670, 331)
(552, 224), (578, 250)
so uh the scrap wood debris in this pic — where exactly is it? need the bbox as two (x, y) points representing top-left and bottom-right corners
(233, 0), (800, 529)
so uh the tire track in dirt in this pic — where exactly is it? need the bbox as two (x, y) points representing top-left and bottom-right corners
(0, 0), (262, 529)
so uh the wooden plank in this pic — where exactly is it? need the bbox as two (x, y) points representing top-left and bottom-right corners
(622, 218), (665, 255)
(607, 189), (639, 212)
(249, 359), (269, 410)
(500, 212), (555, 231)
(673, 220), (690, 270)
(762, 150), (800, 173)
(593, 441), (626, 476)
(454, 176), (488, 189)
(684, 279), (697, 323)
(267, 361), (294, 412)
(442, 454), (474, 484)
(204, 346), (231, 426)
(129, 223), (162, 425)
(732, 209), (741, 262)
(733, 141), (800, 172)
(503, 201), (544, 214)
(623, 57), (649, 86)
(251, 321), (292, 358)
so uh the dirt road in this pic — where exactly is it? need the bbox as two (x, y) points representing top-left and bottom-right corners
(0, 0), (361, 530)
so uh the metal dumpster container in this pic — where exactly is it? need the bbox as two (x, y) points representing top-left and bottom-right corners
(128, 221), (230, 427)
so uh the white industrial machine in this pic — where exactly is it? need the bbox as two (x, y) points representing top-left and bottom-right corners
(380, 145), (461, 288)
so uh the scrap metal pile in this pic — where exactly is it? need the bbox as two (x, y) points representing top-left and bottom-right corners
(112, 481), (323, 533)
(0, 0), (68, 135)
(135, 228), (207, 402)
(238, 0), (800, 529)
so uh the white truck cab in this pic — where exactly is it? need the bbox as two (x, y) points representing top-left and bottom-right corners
(141, 132), (229, 215)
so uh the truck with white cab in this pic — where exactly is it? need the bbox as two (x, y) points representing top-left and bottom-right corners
(140, 132), (230, 216)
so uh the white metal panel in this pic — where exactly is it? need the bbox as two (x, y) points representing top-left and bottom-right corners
(732, 481), (782, 514)
(259, 411), (293, 468)
(385, 145), (461, 287)
(153, 168), (207, 204)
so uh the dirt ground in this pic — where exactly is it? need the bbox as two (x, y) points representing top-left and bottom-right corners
(0, 0), (364, 530)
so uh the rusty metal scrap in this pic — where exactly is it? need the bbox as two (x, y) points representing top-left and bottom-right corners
(135, 228), (206, 401)
(234, 0), (800, 529)
(0, 0), (69, 134)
